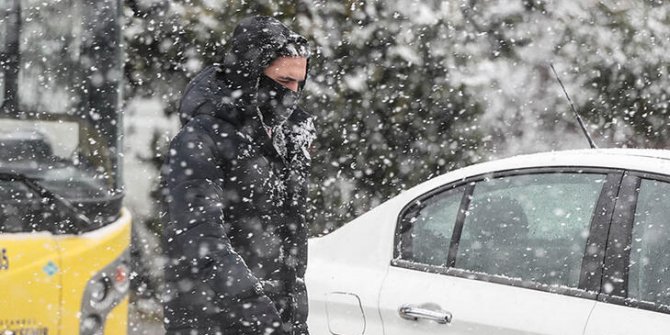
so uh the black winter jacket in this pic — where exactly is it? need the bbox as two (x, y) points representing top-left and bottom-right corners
(162, 16), (314, 335)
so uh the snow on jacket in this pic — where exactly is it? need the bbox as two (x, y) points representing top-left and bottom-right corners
(161, 16), (314, 335)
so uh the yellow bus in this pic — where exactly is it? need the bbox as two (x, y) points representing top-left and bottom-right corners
(0, 0), (131, 334)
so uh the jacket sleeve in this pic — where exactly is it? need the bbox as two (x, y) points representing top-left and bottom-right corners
(283, 112), (316, 334)
(164, 121), (283, 333)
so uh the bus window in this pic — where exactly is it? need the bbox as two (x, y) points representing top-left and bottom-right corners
(0, 0), (124, 233)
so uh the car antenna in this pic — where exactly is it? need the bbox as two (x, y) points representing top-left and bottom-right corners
(550, 63), (598, 149)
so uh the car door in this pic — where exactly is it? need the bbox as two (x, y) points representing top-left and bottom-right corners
(584, 172), (670, 334)
(379, 169), (622, 335)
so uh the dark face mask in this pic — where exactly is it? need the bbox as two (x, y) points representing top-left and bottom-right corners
(256, 74), (300, 129)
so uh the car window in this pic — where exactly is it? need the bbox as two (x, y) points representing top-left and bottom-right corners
(628, 178), (670, 306)
(399, 186), (465, 266)
(455, 173), (606, 287)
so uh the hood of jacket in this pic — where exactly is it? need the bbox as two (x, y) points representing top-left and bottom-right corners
(178, 16), (310, 128)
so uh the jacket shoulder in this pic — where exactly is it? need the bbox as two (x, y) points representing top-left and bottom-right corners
(178, 66), (223, 125)
(171, 114), (241, 161)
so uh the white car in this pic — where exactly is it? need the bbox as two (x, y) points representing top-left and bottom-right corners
(306, 148), (670, 335)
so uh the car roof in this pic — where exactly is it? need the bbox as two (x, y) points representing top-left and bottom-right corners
(490, 148), (670, 170)
(487, 148), (670, 169)
(407, 148), (670, 199)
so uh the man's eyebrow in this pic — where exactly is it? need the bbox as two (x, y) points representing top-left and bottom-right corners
(278, 76), (300, 81)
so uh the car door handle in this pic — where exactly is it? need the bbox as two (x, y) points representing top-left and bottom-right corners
(398, 304), (453, 324)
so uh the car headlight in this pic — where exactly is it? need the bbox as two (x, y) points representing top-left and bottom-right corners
(81, 314), (102, 334)
(89, 279), (109, 303)
(81, 250), (129, 334)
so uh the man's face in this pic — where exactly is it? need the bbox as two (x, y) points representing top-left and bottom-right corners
(263, 56), (307, 92)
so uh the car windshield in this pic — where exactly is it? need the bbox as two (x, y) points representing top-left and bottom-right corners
(0, 0), (122, 232)
(0, 119), (111, 198)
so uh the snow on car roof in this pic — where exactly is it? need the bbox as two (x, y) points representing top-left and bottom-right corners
(461, 148), (670, 175)
(586, 148), (670, 161)
(405, 148), (670, 199)
(495, 148), (670, 169)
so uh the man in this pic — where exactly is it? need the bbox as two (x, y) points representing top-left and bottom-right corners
(161, 16), (315, 335)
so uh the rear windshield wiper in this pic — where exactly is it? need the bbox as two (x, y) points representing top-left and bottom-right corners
(0, 170), (92, 232)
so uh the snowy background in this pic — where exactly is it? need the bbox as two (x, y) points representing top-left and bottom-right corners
(120, 0), (670, 332)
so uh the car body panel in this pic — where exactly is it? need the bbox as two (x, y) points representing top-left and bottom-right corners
(104, 297), (129, 335)
(58, 209), (132, 333)
(0, 233), (61, 334)
(307, 198), (400, 334)
(380, 266), (596, 334)
(306, 149), (670, 334)
(0, 209), (131, 334)
(584, 302), (670, 335)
